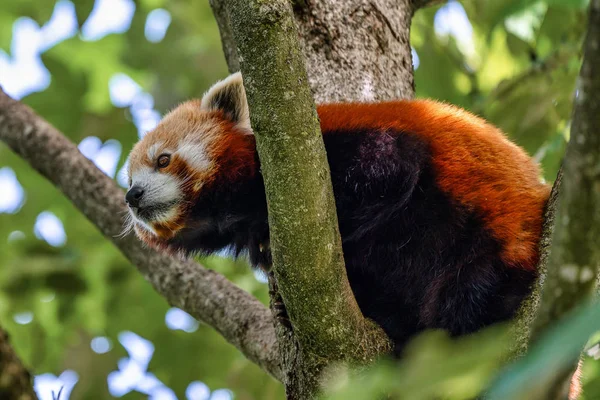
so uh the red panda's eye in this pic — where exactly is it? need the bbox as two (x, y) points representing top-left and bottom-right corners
(157, 154), (171, 169)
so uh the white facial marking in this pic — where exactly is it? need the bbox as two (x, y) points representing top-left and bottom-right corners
(147, 141), (164, 160)
(128, 166), (181, 223)
(154, 206), (178, 224)
(137, 219), (158, 235)
(177, 140), (212, 172)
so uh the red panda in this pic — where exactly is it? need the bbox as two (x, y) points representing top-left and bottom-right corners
(124, 72), (550, 354)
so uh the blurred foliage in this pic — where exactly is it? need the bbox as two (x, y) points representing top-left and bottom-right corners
(323, 325), (512, 400)
(323, 301), (600, 400)
(488, 300), (600, 400)
(0, 0), (594, 399)
(412, 0), (586, 182)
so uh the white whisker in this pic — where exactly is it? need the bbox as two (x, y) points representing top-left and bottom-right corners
(116, 211), (135, 238)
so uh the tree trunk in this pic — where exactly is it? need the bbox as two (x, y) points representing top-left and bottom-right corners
(212, 0), (421, 397)
(527, 1), (600, 397)
(211, 0), (416, 102)
(211, 0), (419, 397)
(508, 3), (600, 399)
(291, 0), (415, 102)
(224, 0), (400, 397)
(529, 0), (600, 339)
(510, 167), (562, 359)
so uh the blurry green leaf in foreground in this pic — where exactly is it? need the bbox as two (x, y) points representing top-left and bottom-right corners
(323, 324), (512, 400)
(324, 301), (600, 400)
(488, 301), (600, 400)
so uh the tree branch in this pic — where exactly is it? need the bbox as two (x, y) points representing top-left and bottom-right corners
(208, 0), (240, 73)
(225, 0), (390, 396)
(510, 167), (562, 359)
(526, 1), (600, 396)
(0, 89), (283, 382)
(0, 325), (38, 400)
(530, 0), (600, 342)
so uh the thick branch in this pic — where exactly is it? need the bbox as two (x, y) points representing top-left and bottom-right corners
(0, 90), (283, 382)
(0, 326), (38, 400)
(211, 0), (415, 102)
(527, 1), (600, 397)
(226, 0), (391, 396)
(208, 0), (240, 72)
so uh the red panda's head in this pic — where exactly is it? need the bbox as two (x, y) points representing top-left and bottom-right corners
(124, 73), (256, 248)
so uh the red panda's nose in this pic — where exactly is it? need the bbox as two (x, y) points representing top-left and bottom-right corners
(125, 186), (144, 208)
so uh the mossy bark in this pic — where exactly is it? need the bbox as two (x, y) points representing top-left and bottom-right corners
(530, 2), (600, 396)
(510, 167), (562, 359)
(225, 0), (391, 398)
(529, 0), (600, 336)
(512, 1), (600, 397)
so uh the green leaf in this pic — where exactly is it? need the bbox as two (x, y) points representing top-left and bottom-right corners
(324, 325), (512, 400)
(0, 0), (56, 26)
(73, 0), (96, 27)
(489, 301), (600, 400)
(0, 12), (17, 52)
(504, 1), (547, 43)
(44, 35), (149, 113)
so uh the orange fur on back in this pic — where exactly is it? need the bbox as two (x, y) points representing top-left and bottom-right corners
(130, 97), (550, 271)
(317, 100), (550, 270)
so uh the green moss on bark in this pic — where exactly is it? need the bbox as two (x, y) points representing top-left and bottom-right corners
(530, 0), (600, 341)
(510, 168), (561, 359)
(511, 1), (600, 397)
(225, 0), (390, 397)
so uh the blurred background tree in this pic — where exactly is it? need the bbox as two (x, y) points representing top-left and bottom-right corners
(0, 0), (595, 399)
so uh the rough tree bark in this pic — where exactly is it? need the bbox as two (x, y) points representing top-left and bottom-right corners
(226, 1), (393, 398)
(211, 0), (417, 102)
(510, 168), (562, 359)
(0, 325), (38, 400)
(527, 1), (600, 397)
(0, 91), (283, 382)
(503, 8), (600, 400)
(288, 0), (415, 102)
(529, 0), (600, 342)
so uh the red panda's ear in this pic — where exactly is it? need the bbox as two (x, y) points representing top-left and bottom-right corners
(200, 72), (251, 132)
